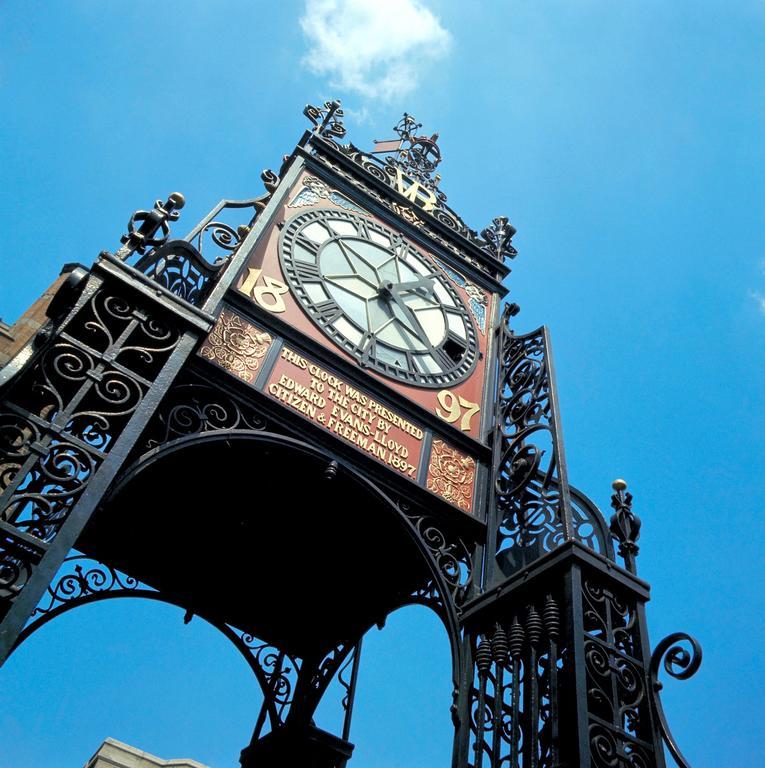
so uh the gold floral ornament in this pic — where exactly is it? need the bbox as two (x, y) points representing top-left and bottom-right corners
(199, 309), (273, 384)
(427, 439), (476, 513)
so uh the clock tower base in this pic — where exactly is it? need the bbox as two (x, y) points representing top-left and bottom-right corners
(240, 725), (354, 768)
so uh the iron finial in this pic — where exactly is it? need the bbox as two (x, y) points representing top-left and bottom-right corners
(114, 192), (185, 260)
(167, 192), (186, 210)
(609, 478), (641, 571)
(480, 216), (518, 263)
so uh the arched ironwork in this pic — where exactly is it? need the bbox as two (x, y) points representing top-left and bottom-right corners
(9, 555), (298, 735)
(105, 428), (468, 693)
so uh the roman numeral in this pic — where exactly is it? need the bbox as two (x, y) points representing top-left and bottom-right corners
(403, 351), (418, 374)
(295, 235), (321, 255)
(358, 332), (376, 366)
(313, 299), (343, 324)
(393, 239), (409, 260)
(294, 261), (322, 281)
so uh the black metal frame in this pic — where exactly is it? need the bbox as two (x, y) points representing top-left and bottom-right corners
(0, 101), (701, 768)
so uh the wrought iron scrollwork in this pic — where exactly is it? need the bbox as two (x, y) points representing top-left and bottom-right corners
(494, 323), (570, 575)
(183, 194), (267, 264)
(304, 100), (347, 141)
(134, 240), (227, 306)
(126, 190), (274, 307)
(140, 377), (268, 451)
(247, 638), (302, 736)
(33, 556), (138, 616)
(398, 501), (474, 609)
(581, 576), (655, 768)
(404, 579), (446, 617)
(0, 283), (181, 614)
(108, 190), (271, 307)
(0, 532), (40, 602)
(494, 317), (615, 577)
(10, 552), (308, 740)
(649, 632), (702, 768)
(248, 637), (358, 741)
(11, 555), (141, 650)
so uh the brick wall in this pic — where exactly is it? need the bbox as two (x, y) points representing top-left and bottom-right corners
(0, 265), (81, 367)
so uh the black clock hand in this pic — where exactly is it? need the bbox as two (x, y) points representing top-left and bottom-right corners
(382, 285), (441, 356)
(385, 274), (437, 299)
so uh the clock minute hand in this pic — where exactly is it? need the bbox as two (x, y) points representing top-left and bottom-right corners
(380, 281), (440, 355)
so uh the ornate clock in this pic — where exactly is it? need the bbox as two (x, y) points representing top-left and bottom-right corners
(279, 208), (478, 388)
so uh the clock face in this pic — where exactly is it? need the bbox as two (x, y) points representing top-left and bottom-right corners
(280, 208), (478, 388)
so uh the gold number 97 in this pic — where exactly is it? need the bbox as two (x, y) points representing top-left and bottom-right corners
(436, 390), (480, 432)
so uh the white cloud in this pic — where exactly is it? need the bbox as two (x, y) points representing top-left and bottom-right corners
(300, 0), (451, 102)
(751, 291), (765, 314)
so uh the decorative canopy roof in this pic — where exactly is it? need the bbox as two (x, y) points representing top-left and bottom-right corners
(302, 100), (518, 272)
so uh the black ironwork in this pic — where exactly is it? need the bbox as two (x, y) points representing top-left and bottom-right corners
(382, 112), (444, 192)
(0, 289), (179, 539)
(0, 103), (702, 768)
(493, 316), (574, 577)
(480, 217), (518, 264)
(609, 479), (641, 573)
(466, 590), (570, 768)
(114, 193), (185, 260)
(649, 633), (703, 768)
(134, 240), (227, 306)
(139, 376), (268, 450)
(9, 553), (309, 738)
(580, 573), (656, 768)
(127, 191), (271, 306)
(399, 503), (475, 609)
(304, 100), (347, 142)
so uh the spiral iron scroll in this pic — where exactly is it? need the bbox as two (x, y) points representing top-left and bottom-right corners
(135, 239), (228, 306)
(494, 323), (614, 575)
(398, 502), (474, 609)
(494, 326), (569, 575)
(649, 633), (702, 768)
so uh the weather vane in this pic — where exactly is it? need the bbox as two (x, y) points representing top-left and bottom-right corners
(372, 112), (443, 190)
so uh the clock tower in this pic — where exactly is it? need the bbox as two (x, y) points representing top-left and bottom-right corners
(0, 101), (699, 768)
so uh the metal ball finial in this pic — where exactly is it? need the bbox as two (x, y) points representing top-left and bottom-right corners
(168, 192), (186, 209)
(612, 478), (628, 491)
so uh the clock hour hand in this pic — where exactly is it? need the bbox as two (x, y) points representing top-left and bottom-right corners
(379, 281), (439, 353)
(381, 275), (436, 301)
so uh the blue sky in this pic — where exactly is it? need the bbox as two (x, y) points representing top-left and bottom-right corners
(1, 2), (764, 767)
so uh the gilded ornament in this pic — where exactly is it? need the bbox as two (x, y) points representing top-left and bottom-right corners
(199, 309), (273, 384)
(426, 439), (476, 513)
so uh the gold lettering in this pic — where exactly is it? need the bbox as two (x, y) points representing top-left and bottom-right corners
(394, 168), (438, 213)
